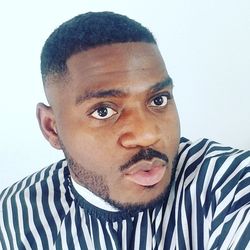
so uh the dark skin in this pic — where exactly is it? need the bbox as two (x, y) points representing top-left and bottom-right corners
(37, 42), (180, 209)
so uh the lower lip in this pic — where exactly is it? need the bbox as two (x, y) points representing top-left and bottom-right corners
(125, 166), (166, 187)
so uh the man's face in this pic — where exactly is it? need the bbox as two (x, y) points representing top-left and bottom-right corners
(44, 42), (180, 210)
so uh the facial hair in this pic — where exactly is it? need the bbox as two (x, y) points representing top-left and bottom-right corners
(61, 142), (178, 213)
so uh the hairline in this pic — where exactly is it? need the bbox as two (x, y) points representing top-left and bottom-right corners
(43, 41), (157, 88)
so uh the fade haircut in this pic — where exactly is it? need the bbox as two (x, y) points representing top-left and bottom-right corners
(40, 11), (157, 85)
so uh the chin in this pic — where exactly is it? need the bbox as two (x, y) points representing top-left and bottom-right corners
(107, 182), (171, 213)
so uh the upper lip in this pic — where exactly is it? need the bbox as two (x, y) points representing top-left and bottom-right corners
(123, 158), (167, 175)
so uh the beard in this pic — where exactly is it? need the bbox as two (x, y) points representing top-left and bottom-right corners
(61, 142), (178, 213)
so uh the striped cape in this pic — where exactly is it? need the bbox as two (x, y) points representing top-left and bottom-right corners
(1, 138), (250, 249)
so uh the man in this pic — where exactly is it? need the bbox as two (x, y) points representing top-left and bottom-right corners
(0, 12), (249, 250)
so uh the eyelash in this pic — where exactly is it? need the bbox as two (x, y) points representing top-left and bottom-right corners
(88, 92), (172, 120)
(149, 92), (172, 108)
(89, 104), (117, 120)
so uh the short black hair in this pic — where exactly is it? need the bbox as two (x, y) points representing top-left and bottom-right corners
(40, 11), (157, 84)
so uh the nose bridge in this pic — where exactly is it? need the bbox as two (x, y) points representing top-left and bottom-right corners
(118, 107), (160, 148)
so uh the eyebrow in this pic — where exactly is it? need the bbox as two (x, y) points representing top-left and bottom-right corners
(75, 89), (126, 105)
(150, 77), (173, 93)
(75, 77), (173, 105)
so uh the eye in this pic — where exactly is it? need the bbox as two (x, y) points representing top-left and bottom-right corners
(149, 95), (168, 107)
(90, 106), (117, 120)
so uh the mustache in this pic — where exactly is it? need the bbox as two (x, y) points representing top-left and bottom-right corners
(119, 148), (169, 172)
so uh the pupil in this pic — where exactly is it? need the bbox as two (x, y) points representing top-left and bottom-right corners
(154, 96), (163, 105)
(98, 107), (108, 117)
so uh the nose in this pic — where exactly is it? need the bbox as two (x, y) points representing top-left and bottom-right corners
(118, 109), (161, 149)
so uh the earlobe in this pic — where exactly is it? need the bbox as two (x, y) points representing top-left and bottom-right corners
(36, 103), (61, 150)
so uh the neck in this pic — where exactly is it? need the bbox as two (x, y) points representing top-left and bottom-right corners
(71, 177), (119, 212)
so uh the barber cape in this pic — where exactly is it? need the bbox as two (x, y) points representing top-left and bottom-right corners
(1, 138), (250, 249)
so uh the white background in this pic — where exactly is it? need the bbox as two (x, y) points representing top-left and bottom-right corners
(0, 0), (249, 191)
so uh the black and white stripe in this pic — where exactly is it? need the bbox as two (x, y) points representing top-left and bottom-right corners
(1, 138), (250, 249)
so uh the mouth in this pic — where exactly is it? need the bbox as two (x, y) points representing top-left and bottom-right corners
(123, 159), (167, 187)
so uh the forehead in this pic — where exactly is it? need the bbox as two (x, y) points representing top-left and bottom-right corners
(46, 42), (169, 107)
(66, 42), (168, 90)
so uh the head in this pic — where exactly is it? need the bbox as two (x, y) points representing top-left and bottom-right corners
(37, 12), (180, 212)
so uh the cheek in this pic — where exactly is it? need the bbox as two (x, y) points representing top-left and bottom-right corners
(162, 106), (180, 130)
(59, 121), (118, 170)
(161, 110), (180, 154)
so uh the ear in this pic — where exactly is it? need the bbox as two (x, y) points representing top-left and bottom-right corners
(36, 103), (61, 150)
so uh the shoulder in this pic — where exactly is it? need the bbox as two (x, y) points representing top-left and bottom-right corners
(176, 137), (250, 248)
(177, 137), (250, 202)
(0, 160), (74, 249)
(0, 160), (71, 219)
(0, 160), (69, 205)
(178, 138), (250, 174)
